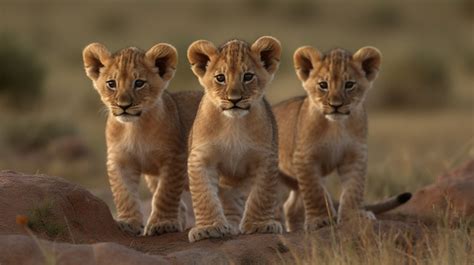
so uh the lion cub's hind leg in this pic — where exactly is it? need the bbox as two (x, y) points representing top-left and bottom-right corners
(283, 190), (305, 232)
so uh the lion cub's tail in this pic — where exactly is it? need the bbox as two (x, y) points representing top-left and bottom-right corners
(361, 192), (412, 214)
(279, 171), (412, 214)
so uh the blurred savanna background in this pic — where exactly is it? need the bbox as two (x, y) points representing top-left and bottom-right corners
(0, 0), (472, 207)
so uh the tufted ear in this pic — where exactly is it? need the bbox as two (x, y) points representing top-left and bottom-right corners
(82, 43), (112, 80)
(353, 46), (382, 82)
(251, 36), (281, 75)
(187, 40), (218, 78)
(145, 43), (178, 81)
(293, 46), (322, 82)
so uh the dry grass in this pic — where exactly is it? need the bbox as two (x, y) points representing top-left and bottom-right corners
(285, 219), (473, 265)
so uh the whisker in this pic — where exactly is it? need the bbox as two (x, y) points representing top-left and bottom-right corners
(98, 106), (109, 118)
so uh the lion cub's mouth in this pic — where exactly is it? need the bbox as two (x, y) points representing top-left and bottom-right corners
(113, 112), (142, 123)
(111, 109), (142, 123)
(222, 106), (250, 118)
(325, 111), (350, 121)
(327, 110), (350, 116)
(113, 112), (142, 117)
(223, 106), (250, 111)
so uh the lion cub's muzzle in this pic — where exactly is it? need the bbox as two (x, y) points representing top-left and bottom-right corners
(220, 98), (251, 118)
(324, 103), (351, 121)
(220, 97), (250, 111)
(112, 103), (142, 119)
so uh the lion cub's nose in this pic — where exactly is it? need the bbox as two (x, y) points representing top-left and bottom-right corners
(228, 97), (242, 105)
(329, 101), (343, 109)
(117, 102), (132, 110)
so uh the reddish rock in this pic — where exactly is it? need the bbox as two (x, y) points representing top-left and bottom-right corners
(394, 159), (474, 222)
(0, 170), (124, 243)
(437, 159), (474, 182)
(0, 235), (170, 265)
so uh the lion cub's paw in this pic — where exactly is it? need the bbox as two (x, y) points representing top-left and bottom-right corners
(240, 220), (283, 234)
(144, 219), (182, 236)
(337, 210), (376, 224)
(304, 216), (333, 231)
(188, 222), (234, 242)
(361, 210), (376, 220)
(117, 220), (144, 236)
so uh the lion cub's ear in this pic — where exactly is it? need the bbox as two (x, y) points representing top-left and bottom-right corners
(353, 46), (382, 82)
(187, 40), (218, 78)
(251, 36), (282, 75)
(82, 43), (112, 81)
(146, 44), (178, 81)
(293, 46), (322, 82)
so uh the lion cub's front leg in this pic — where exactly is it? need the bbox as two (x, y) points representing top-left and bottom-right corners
(293, 152), (336, 231)
(240, 156), (283, 235)
(337, 152), (375, 223)
(143, 160), (187, 236)
(187, 151), (234, 242)
(108, 162), (144, 236)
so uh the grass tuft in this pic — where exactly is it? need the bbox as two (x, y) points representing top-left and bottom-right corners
(27, 199), (65, 238)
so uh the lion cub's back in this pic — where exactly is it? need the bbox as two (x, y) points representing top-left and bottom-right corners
(171, 90), (204, 135)
(273, 96), (307, 174)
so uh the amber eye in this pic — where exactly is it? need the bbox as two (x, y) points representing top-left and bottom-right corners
(106, 80), (116, 90)
(345, 81), (356, 91)
(215, 74), (226, 84)
(243, 72), (255, 83)
(318, 81), (328, 91)
(134, 79), (146, 89)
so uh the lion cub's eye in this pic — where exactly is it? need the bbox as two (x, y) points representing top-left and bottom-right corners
(215, 74), (226, 84)
(345, 81), (356, 91)
(318, 81), (328, 91)
(106, 80), (116, 91)
(242, 72), (255, 83)
(134, 79), (146, 89)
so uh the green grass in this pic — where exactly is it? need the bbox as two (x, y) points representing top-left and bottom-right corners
(27, 200), (65, 238)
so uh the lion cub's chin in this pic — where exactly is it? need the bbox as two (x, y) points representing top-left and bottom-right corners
(223, 109), (249, 118)
(115, 115), (140, 123)
(325, 113), (349, 122)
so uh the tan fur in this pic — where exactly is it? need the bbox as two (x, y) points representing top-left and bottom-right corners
(82, 43), (202, 236)
(273, 46), (382, 231)
(186, 37), (283, 242)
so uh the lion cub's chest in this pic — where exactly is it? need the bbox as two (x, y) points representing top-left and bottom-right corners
(111, 127), (175, 175)
(314, 125), (356, 174)
(213, 124), (262, 178)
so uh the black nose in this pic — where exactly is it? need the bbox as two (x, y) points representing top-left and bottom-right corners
(229, 97), (242, 104)
(118, 102), (132, 110)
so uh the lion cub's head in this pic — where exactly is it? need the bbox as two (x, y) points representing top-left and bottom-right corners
(82, 43), (177, 123)
(294, 46), (381, 121)
(187, 36), (281, 118)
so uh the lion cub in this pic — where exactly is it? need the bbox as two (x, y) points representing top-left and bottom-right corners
(274, 46), (382, 231)
(82, 43), (202, 236)
(186, 37), (283, 242)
